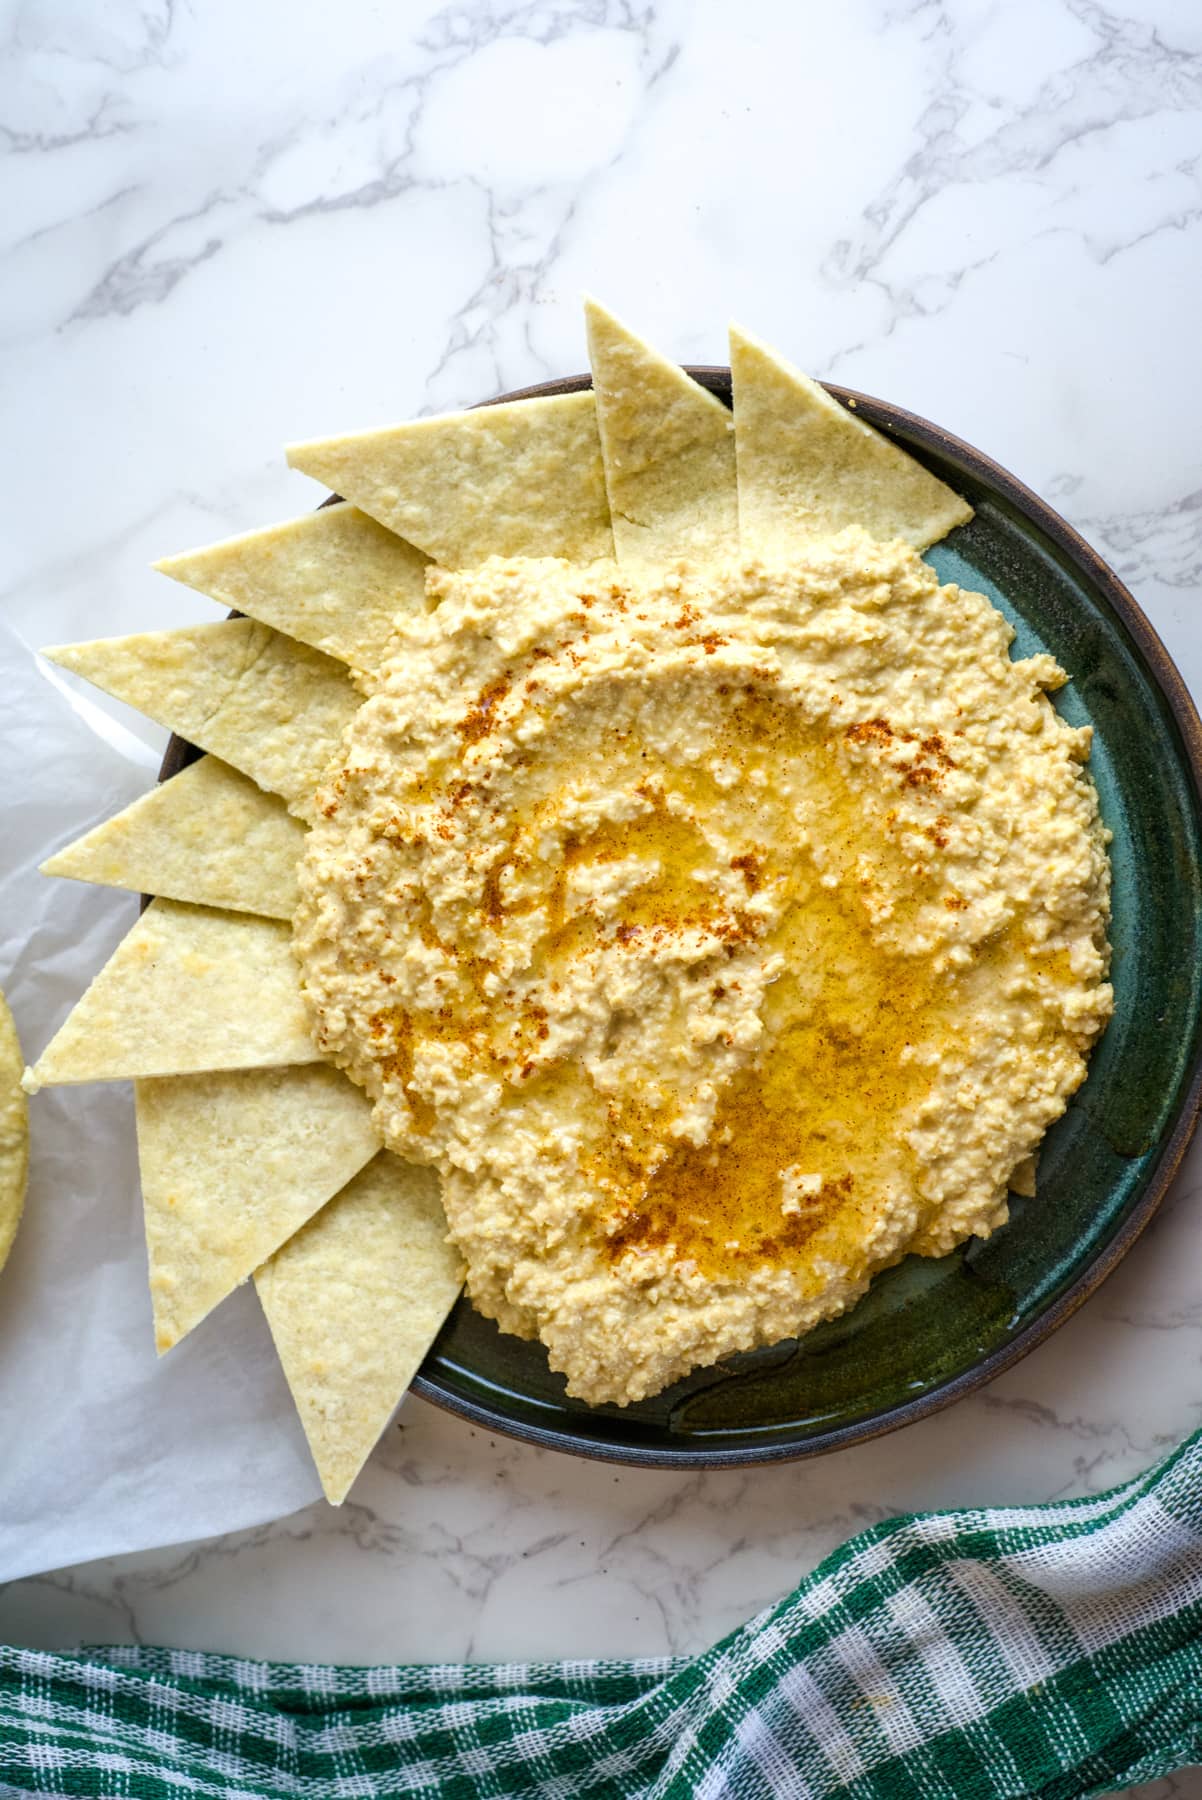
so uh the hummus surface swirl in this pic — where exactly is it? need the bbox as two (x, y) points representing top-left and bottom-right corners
(294, 531), (1113, 1406)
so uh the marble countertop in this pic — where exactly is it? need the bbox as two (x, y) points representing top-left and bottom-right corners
(3, 1), (1201, 1791)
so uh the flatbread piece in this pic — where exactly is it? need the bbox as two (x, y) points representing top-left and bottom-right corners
(286, 390), (614, 569)
(730, 324), (973, 555)
(155, 504), (430, 677)
(41, 756), (306, 920)
(585, 298), (736, 571)
(137, 1063), (381, 1351)
(44, 620), (360, 820)
(26, 899), (322, 1088)
(0, 991), (28, 1275)
(256, 1152), (462, 1504)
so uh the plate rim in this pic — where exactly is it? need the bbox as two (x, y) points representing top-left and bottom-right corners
(158, 369), (1202, 1470)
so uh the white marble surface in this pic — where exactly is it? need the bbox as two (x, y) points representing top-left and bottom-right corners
(3, 0), (1202, 1789)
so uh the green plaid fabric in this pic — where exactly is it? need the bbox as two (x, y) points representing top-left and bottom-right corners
(2, 1432), (1200, 1799)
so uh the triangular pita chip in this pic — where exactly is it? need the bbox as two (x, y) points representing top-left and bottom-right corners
(286, 390), (614, 569)
(137, 1063), (381, 1351)
(154, 504), (429, 676)
(44, 620), (360, 819)
(41, 756), (306, 920)
(256, 1152), (462, 1504)
(26, 899), (321, 1089)
(585, 298), (736, 571)
(729, 325), (972, 555)
(0, 991), (28, 1274)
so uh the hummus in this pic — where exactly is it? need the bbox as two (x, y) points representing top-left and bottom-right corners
(294, 531), (1113, 1406)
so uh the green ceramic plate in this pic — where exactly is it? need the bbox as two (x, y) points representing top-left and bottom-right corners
(160, 369), (1202, 1468)
(412, 370), (1202, 1465)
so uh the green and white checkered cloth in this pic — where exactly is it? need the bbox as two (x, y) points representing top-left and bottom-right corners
(3, 1431), (1200, 1800)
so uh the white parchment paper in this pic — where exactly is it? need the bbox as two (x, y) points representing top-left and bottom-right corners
(0, 612), (322, 1583)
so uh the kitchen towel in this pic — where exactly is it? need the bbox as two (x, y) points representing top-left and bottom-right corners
(3, 1428), (1201, 1797)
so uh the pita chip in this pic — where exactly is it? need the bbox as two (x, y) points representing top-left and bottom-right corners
(0, 992), (28, 1275)
(137, 1063), (381, 1351)
(44, 620), (360, 819)
(256, 1152), (462, 1503)
(585, 298), (736, 571)
(286, 390), (614, 569)
(730, 325), (972, 555)
(155, 504), (429, 677)
(41, 756), (306, 921)
(26, 899), (321, 1089)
